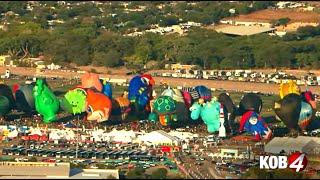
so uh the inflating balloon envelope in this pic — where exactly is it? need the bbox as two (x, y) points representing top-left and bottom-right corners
(0, 84), (15, 116)
(61, 88), (87, 115)
(33, 79), (60, 123)
(14, 84), (35, 113)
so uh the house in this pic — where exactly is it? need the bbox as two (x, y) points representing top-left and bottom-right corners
(34, 61), (46, 69)
(0, 55), (11, 66)
(47, 63), (61, 70)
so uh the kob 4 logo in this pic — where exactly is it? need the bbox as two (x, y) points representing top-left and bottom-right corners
(260, 152), (308, 172)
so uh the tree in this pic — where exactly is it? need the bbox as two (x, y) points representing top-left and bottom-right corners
(28, 157), (37, 162)
(159, 15), (179, 27)
(96, 163), (106, 169)
(150, 168), (168, 179)
(126, 167), (146, 179)
(295, 53), (312, 69)
(278, 17), (290, 26)
(106, 175), (117, 179)
(93, 50), (122, 67)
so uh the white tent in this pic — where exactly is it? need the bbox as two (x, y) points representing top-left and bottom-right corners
(137, 130), (180, 146)
(7, 129), (18, 138)
(106, 129), (136, 143)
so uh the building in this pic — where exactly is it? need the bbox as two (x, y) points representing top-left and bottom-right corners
(0, 162), (70, 178)
(210, 148), (245, 159)
(70, 169), (119, 179)
(0, 55), (11, 66)
(34, 61), (46, 69)
(215, 25), (276, 36)
(47, 63), (61, 70)
(220, 19), (272, 28)
(166, 63), (197, 71)
(137, 130), (180, 146)
(264, 136), (320, 155)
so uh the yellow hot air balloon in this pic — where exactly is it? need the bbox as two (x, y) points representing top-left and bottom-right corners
(279, 80), (300, 99)
(3, 129), (9, 137)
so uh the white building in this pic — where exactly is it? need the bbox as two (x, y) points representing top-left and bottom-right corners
(210, 148), (245, 159)
(47, 63), (61, 70)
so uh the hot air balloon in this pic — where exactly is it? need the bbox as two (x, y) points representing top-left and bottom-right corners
(189, 97), (223, 133)
(14, 84), (35, 113)
(148, 95), (177, 126)
(81, 72), (102, 92)
(275, 92), (314, 132)
(33, 79), (60, 123)
(101, 79), (112, 98)
(238, 93), (262, 115)
(279, 80), (300, 99)
(128, 74), (154, 114)
(86, 88), (112, 123)
(194, 85), (212, 102)
(111, 91), (131, 121)
(218, 93), (237, 134)
(0, 84), (15, 116)
(239, 111), (272, 141)
(161, 87), (189, 121)
(61, 88), (87, 115)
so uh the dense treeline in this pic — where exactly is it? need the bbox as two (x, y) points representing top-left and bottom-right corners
(1, 22), (320, 70)
(0, 1), (319, 70)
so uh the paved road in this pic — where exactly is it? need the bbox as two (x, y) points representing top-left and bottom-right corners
(2, 67), (319, 94)
(203, 160), (224, 179)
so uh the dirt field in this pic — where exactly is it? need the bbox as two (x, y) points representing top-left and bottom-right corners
(2, 67), (320, 95)
(233, 9), (320, 23)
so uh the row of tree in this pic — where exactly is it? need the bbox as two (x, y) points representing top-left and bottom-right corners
(1, 20), (320, 70)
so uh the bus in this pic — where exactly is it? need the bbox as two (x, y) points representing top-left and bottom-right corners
(79, 151), (88, 158)
(2, 148), (9, 155)
(110, 151), (122, 159)
(129, 155), (139, 162)
(105, 151), (115, 160)
(55, 151), (62, 158)
(119, 151), (128, 160)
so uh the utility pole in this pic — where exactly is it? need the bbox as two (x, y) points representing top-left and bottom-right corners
(75, 115), (79, 159)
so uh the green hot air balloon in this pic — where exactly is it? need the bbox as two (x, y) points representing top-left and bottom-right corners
(33, 79), (60, 123)
(61, 88), (87, 115)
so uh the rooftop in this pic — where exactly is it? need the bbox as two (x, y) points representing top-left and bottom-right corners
(215, 25), (276, 36)
(265, 136), (320, 154)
